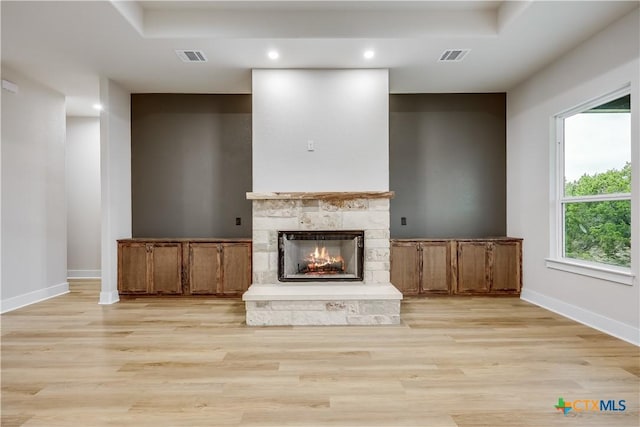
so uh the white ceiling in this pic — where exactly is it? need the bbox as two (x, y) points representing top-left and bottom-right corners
(1, 1), (637, 116)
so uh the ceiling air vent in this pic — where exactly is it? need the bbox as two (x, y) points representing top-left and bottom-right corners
(175, 50), (208, 63)
(438, 49), (470, 62)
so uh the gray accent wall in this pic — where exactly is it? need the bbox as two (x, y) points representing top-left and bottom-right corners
(390, 94), (506, 238)
(131, 94), (252, 238)
(131, 93), (505, 239)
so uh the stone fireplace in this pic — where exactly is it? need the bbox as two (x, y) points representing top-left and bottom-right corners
(246, 68), (397, 326)
(242, 191), (402, 326)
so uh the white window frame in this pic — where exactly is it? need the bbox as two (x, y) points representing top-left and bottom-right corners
(546, 85), (634, 285)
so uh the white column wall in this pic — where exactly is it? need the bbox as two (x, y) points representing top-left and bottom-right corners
(99, 78), (131, 304)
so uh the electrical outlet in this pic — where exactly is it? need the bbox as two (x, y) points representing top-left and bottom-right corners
(235, 217), (241, 226)
(401, 217), (407, 226)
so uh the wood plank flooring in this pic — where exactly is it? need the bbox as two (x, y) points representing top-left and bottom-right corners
(2, 280), (638, 426)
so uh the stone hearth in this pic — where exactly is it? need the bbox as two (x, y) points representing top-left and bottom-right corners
(242, 191), (402, 326)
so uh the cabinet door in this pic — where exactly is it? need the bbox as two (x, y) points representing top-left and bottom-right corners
(491, 241), (521, 293)
(118, 242), (149, 294)
(189, 243), (220, 295)
(420, 242), (451, 294)
(456, 242), (490, 294)
(390, 242), (420, 295)
(150, 243), (183, 294)
(220, 243), (251, 295)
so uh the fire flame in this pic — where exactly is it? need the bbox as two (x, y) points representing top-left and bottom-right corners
(304, 246), (345, 273)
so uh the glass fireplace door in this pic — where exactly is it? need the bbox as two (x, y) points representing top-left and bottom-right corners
(278, 231), (364, 282)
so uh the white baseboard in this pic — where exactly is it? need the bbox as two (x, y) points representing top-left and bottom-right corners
(67, 269), (101, 279)
(99, 290), (119, 305)
(521, 288), (639, 346)
(1, 282), (69, 314)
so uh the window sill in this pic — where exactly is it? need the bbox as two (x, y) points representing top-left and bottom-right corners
(545, 258), (634, 286)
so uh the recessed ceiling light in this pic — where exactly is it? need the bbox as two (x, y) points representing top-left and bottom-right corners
(268, 50), (279, 60)
(363, 50), (375, 59)
(92, 103), (103, 111)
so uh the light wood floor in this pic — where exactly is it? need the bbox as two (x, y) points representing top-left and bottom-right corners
(1, 281), (638, 427)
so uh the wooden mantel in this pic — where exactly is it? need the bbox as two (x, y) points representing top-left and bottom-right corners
(246, 191), (395, 200)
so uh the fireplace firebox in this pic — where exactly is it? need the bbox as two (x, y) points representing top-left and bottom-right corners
(278, 230), (364, 282)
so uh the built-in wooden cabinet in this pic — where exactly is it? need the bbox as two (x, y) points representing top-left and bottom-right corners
(389, 242), (420, 295)
(488, 240), (522, 293)
(421, 241), (454, 294)
(119, 237), (519, 297)
(118, 239), (251, 297)
(187, 242), (251, 295)
(219, 243), (252, 295)
(188, 243), (220, 295)
(118, 241), (182, 295)
(390, 240), (452, 295)
(456, 241), (490, 294)
(118, 241), (150, 294)
(391, 238), (522, 296)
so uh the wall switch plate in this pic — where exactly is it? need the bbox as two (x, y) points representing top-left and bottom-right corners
(235, 217), (241, 226)
(307, 140), (315, 151)
(401, 217), (407, 226)
(2, 79), (18, 94)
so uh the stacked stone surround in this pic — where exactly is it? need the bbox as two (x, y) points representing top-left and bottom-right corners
(245, 288), (401, 326)
(243, 192), (402, 326)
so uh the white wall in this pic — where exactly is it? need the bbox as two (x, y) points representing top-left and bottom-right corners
(1, 66), (68, 312)
(507, 9), (639, 344)
(66, 117), (101, 278)
(100, 78), (131, 304)
(252, 69), (389, 192)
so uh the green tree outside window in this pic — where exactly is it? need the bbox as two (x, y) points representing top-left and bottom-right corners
(564, 162), (631, 267)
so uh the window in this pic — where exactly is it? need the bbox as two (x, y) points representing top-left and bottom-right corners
(554, 89), (632, 274)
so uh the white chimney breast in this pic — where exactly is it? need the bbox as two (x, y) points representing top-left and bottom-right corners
(252, 69), (389, 192)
